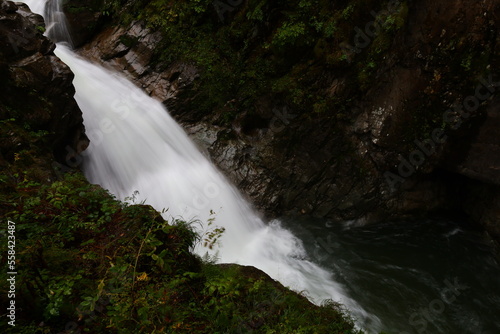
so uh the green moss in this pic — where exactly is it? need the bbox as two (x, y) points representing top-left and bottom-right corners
(100, 0), (383, 122)
(119, 34), (139, 48)
(341, 3), (356, 20)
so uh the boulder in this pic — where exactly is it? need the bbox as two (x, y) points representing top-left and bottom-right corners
(0, 0), (88, 165)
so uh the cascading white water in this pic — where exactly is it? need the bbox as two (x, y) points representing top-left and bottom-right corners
(21, 0), (380, 331)
(23, 0), (73, 47)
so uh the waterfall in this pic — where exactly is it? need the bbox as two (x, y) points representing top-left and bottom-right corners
(20, 0), (380, 331)
(23, 0), (73, 47)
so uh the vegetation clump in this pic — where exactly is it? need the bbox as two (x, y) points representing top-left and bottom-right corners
(95, 0), (409, 124)
(0, 98), (363, 332)
(1, 169), (363, 333)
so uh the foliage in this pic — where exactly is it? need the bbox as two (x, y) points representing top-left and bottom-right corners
(0, 166), (363, 333)
(93, 0), (410, 125)
(272, 21), (308, 48)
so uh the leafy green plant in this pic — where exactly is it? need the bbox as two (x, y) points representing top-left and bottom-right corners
(0, 167), (364, 333)
(272, 21), (308, 48)
(201, 210), (226, 250)
(341, 4), (355, 20)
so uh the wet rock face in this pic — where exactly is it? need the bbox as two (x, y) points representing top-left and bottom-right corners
(343, 0), (500, 238)
(444, 99), (500, 187)
(78, 21), (201, 121)
(0, 2), (53, 60)
(62, 0), (106, 48)
(0, 0), (88, 164)
(354, 0), (498, 151)
(443, 98), (500, 239)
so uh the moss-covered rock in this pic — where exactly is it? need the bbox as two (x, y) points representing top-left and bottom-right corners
(1, 171), (364, 333)
(63, 0), (108, 47)
(0, 0), (88, 164)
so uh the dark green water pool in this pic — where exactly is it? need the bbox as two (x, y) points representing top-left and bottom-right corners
(280, 216), (500, 334)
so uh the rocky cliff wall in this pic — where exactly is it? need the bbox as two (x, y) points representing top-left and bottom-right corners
(64, 0), (500, 243)
(0, 0), (88, 167)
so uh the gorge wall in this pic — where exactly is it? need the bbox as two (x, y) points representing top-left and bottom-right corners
(0, 0), (88, 193)
(56, 0), (500, 243)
